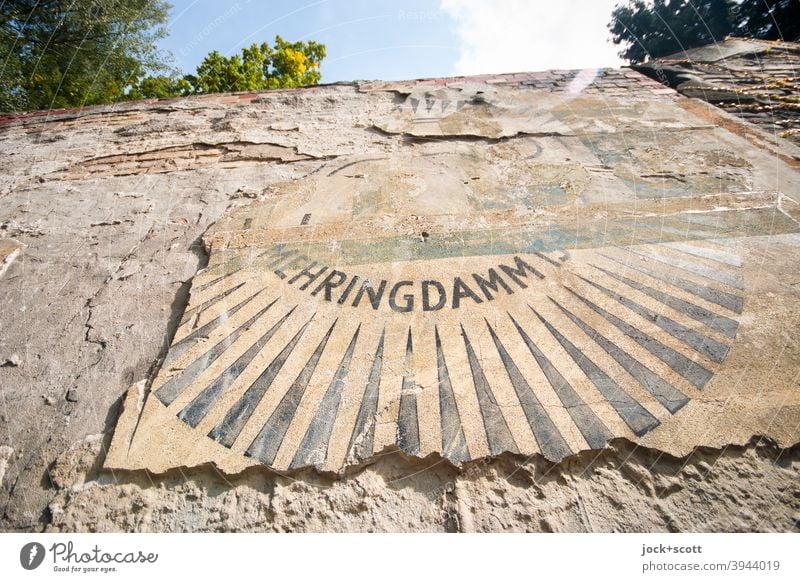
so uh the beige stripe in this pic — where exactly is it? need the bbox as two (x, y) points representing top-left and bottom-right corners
(172, 275), (264, 343)
(321, 321), (383, 472)
(592, 252), (743, 318)
(503, 298), (596, 451)
(546, 285), (704, 398)
(188, 300), (318, 441)
(271, 318), (363, 470)
(568, 270), (721, 373)
(434, 319), (489, 459)
(223, 309), (337, 458)
(458, 311), (540, 456)
(162, 302), (299, 415)
(412, 318), (442, 457)
(531, 295), (661, 437)
(371, 321), (406, 454)
(153, 289), (284, 392)
(585, 263), (735, 346)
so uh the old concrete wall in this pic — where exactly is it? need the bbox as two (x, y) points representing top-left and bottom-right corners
(1, 69), (799, 532)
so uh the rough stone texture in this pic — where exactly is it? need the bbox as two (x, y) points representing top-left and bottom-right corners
(635, 38), (800, 146)
(0, 239), (21, 280)
(1, 67), (799, 532)
(46, 434), (800, 532)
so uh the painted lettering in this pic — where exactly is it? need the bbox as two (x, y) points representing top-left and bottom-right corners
(422, 280), (446, 311)
(452, 277), (483, 308)
(311, 270), (348, 301)
(389, 281), (415, 313)
(352, 280), (388, 310)
(499, 255), (545, 289)
(472, 268), (513, 300)
(287, 261), (328, 290)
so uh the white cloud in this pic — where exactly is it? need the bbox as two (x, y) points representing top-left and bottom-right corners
(440, 0), (624, 75)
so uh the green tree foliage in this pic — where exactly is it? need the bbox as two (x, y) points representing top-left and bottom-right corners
(1, 2), (327, 111)
(0, 0), (171, 111)
(133, 36), (326, 98)
(734, 0), (800, 41)
(609, 0), (735, 63)
(609, 0), (800, 63)
(126, 74), (187, 100)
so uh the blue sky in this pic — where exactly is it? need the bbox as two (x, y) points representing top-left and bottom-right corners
(158, 0), (624, 83)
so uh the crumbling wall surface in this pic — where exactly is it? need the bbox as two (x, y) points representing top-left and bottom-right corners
(44, 435), (800, 533)
(1, 70), (799, 532)
(0, 84), (379, 530)
(635, 38), (800, 146)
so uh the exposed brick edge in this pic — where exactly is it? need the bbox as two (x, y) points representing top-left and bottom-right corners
(0, 68), (672, 129)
